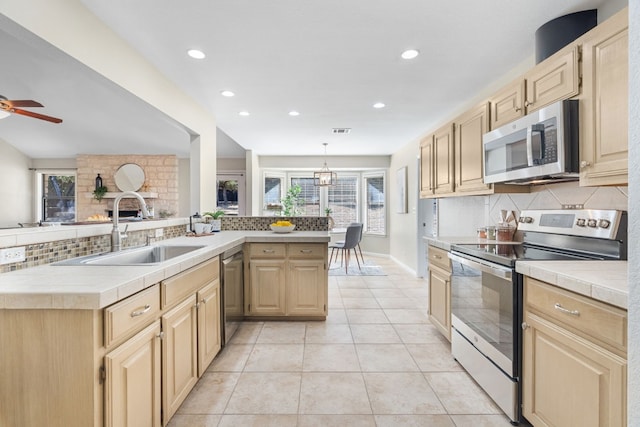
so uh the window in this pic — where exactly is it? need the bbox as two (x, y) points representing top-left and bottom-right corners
(261, 170), (386, 235)
(217, 173), (245, 216)
(364, 173), (385, 234)
(290, 177), (320, 216)
(40, 171), (76, 223)
(328, 176), (358, 228)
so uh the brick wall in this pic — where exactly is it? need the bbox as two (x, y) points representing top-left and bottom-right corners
(76, 154), (179, 221)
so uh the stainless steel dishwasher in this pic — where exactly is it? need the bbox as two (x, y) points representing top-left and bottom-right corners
(221, 245), (244, 346)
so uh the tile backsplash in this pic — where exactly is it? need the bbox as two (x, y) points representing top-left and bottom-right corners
(438, 182), (628, 236)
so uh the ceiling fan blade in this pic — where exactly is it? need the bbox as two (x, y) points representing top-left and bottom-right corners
(4, 99), (44, 108)
(10, 108), (63, 124)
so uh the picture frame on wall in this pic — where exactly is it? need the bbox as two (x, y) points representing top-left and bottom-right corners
(396, 166), (408, 214)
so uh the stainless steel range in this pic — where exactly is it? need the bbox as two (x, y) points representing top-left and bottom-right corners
(448, 209), (627, 425)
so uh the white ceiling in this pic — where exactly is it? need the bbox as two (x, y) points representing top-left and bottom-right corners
(1, 0), (620, 159)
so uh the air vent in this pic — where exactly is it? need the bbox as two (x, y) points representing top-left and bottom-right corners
(332, 128), (351, 134)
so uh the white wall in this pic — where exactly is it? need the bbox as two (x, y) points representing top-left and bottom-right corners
(389, 142), (419, 272)
(0, 139), (32, 228)
(627, 2), (639, 423)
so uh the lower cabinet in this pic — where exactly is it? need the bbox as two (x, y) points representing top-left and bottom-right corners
(105, 320), (162, 427)
(162, 295), (199, 422)
(427, 245), (452, 341)
(522, 277), (627, 427)
(245, 243), (328, 318)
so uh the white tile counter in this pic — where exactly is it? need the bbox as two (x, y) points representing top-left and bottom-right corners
(516, 260), (628, 310)
(0, 230), (329, 310)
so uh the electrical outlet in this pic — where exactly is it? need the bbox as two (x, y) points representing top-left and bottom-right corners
(0, 246), (26, 265)
(155, 228), (164, 238)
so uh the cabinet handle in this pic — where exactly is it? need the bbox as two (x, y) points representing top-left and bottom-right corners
(300, 249), (312, 254)
(521, 322), (529, 330)
(524, 100), (532, 107)
(514, 106), (522, 112)
(433, 255), (442, 259)
(156, 331), (164, 340)
(580, 160), (591, 168)
(130, 304), (151, 317)
(554, 303), (580, 317)
(201, 298), (207, 304)
(263, 249), (275, 253)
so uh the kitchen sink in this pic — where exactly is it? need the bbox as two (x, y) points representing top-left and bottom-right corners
(54, 245), (205, 266)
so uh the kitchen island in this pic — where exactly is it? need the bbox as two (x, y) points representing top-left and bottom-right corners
(0, 229), (329, 427)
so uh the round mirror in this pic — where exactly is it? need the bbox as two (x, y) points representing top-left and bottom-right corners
(114, 163), (145, 191)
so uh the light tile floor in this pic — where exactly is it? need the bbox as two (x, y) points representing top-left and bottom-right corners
(168, 255), (514, 427)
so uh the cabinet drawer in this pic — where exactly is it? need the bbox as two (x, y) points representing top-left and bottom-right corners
(104, 284), (160, 348)
(162, 257), (219, 308)
(288, 243), (325, 259)
(249, 243), (286, 258)
(428, 246), (451, 272)
(525, 278), (627, 351)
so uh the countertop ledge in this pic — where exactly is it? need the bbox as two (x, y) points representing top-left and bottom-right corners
(516, 260), (628, 310)
(0, 231), (329, 310)
(425, 236), (628, 310)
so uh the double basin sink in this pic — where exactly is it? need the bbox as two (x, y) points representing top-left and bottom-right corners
(54, 245), (205, 266)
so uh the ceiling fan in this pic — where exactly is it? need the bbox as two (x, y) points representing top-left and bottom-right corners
(0, 95), (63, 123)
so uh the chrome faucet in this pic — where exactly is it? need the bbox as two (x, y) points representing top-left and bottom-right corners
(111, 191), (150, 252)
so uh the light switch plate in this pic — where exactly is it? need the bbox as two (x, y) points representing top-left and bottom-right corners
(0, 246), (26, 265)
(155, 228), (163, 238)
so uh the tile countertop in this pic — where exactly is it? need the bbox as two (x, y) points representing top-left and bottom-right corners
(516, 261), (628, 310)
(0, 230), (330, 310)
(424, 235), (628, 310)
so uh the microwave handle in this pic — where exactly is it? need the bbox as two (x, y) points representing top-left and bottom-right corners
(527, 124), (546, 166)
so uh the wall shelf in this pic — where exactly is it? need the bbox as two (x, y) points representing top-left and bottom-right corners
(100, 192), (158, 199)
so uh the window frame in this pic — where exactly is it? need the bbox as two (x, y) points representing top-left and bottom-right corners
(260, 169), (387, 236)
(35, 169), (77, 223)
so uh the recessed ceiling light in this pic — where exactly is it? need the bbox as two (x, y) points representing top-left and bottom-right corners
(401, 49), (419, 59)
(373, 102), (386, 109)
(187, 49), (206, 59)
(288, 111), (300, 116)
(220, 90), (235, 97)
(239, 111), (250, 116)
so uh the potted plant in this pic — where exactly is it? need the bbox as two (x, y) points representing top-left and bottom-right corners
(324, 207), (335, 230)
(281, 184), (305, 217)
(203, 210), (225, 232)
(92, 185), (108, 202)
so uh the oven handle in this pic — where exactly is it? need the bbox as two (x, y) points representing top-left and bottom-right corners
(448, 252), (512, 280)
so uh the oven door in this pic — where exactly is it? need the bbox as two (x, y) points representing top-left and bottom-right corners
(448, 252), (518, 377)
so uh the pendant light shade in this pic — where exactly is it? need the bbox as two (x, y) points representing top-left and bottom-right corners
(314, 143), (337, 186)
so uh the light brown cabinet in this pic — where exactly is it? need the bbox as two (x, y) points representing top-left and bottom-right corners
(427, 245), (451, 341)
(454, 102), (491, 194)
(419, 123), (454, 198)
(197, 280), (222, 376)
(245, 242), (327, 318)
(490, 46), (580, 129)
(579, 7), (628, 187)
(522, 277), (627, 427)
(105, 320), (162, 427)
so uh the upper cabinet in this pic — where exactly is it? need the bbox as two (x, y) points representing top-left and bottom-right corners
(454, 102), (491, 194)
(433, 123), (455, 195)
(419, 136), (434, 198)
(579, 7), (628, 187)
(490, 46), (580, 129)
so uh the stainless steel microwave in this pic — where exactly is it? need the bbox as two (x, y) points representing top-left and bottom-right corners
(482, 100), (579, 185)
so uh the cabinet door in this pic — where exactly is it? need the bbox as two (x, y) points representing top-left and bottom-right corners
(287, 259), (326, 316)
(455, 102), (491, 194)
(105, 320), (162, 427)
(197, 279), (221, 376)
(433, 123), (455, 195)
(489, 79), (525, 129)
(525, 46), (579, 113)
(162, 295), (198, 422)
(248, 259), (287, 315)
(224, 256), (245, 318)
(523, 312), (627, 427)
(579, 8), (628, 187)
(428, 266), (451, 341)
(419, 136), (434, 198)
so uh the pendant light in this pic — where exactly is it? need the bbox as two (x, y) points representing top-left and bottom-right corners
(314, 143), (337, 186)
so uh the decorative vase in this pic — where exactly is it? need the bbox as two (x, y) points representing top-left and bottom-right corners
(95, 174), (102, 191)
(210, 219), (222, 232)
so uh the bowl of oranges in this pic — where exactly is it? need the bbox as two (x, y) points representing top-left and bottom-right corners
(270, 220), (295, 233)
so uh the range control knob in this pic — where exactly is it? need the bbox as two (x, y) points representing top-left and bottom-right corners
(519, 216), (533, 223)
(576, 218), (586, 227)
(598, 219), (611, 229)
(587, 219), (598, 228)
